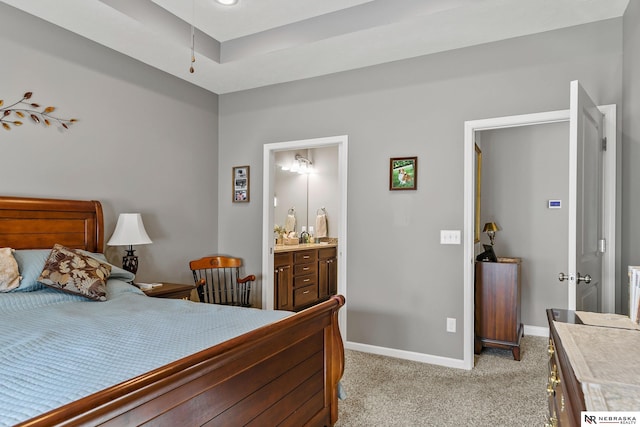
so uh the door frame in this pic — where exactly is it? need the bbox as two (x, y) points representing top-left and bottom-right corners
(262, 135), (348, 335)
(462, 106), (616, 369)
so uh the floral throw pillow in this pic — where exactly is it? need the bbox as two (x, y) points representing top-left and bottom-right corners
(38, 244), (112, 301)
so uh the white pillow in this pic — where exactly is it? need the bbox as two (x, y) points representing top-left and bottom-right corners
(0, 247), (21, 292)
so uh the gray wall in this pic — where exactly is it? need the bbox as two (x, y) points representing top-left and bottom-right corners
(219, 19), (623, 359)
(0, 4), (219, 284)
(480, 123), (569, 328)
(622, 0), (640, 314)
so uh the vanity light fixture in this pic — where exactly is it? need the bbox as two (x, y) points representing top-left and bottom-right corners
(294, 154), (313, 174)
(281, 154), (313, 174)
(216, 0), (238, 5)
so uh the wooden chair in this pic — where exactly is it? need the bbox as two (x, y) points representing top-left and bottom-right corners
(189, 256), (255, 307)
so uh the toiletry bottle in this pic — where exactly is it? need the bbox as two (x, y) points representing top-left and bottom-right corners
(299, 226), (308, 244)
(308, 226), (315, 243)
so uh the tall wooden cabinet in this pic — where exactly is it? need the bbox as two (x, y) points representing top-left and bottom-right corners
(274, 245), (337, 312)
(474, 257), (523, 360)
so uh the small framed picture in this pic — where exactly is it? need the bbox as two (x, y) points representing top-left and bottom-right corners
(389, 157), (418, 190)
(232, 165), (250, 203)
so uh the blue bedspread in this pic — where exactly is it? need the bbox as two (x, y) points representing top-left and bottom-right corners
(0, 280), (291, 426)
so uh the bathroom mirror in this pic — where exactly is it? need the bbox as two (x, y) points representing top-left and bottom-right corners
(274, 146), (339, 238)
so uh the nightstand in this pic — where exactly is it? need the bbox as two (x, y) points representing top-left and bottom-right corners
(138, 282), (195, 300)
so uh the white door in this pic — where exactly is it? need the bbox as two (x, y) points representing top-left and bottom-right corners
(564, 80), (604, 312)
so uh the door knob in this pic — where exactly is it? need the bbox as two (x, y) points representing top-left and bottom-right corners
(577, 273), (592, 284)
(558, 272), (592, 283)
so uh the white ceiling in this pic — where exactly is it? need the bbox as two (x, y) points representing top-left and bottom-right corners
(1, 0), (629, 94)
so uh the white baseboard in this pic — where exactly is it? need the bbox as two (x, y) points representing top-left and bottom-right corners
(524, 324), (549, 337)
(346, 326), (549, 369)
(345, 341), (467, 370)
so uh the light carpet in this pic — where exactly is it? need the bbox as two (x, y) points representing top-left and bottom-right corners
(336, 335), (548, 426)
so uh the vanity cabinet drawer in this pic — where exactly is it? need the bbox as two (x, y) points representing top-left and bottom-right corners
(294, 250), (317, 264)
(294, 262), (317, 276)
(318, 247), (337, 259)
(294, 284), (318, 308)
(275, 252), (293, 267)
(294, 275), (316, 288)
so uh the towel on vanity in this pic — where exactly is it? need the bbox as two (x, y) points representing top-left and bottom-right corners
(285, 213), (296, 233)
(315, 213), (328, 238)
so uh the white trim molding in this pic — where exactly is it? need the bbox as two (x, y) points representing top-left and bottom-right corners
(345, 341), (468, 370)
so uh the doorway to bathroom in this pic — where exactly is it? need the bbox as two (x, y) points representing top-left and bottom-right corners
(261, 135), (348, 336)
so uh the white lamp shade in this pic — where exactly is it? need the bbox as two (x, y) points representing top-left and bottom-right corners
(107, 213), (153, 246)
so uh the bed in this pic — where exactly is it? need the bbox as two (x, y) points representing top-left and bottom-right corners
(0, 195), (344, 426)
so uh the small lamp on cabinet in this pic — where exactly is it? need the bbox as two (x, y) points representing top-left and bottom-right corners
(107, 213), (152, 275)
(483, 222), (499, 246)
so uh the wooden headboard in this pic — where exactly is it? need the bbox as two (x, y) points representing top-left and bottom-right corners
(0, 196), (104, 252)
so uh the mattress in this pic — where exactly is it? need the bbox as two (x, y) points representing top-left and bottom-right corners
(0, 279), (291, 426)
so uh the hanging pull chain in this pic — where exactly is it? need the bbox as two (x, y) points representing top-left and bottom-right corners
(189, 0), (196, 73)
(189, 25), (195, 73)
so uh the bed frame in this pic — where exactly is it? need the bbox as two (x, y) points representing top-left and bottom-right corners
(0, 195), (345, 427)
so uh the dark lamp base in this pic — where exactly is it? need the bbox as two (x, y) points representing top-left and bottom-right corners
(122, 247), (139, 275)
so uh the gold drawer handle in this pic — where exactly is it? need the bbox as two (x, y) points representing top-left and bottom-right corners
(304, 278), (310, 282)
(303, 267), (310, 270)
(550, 373), (560, 387)
(303, 290), (310, 294)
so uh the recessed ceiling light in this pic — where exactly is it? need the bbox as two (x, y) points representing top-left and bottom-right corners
(216, 0), (238, 5)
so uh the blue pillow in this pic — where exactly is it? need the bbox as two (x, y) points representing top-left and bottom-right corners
(12, 249), (51, 292)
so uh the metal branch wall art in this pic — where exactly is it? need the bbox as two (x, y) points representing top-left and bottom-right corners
(1, 92), (77, 131)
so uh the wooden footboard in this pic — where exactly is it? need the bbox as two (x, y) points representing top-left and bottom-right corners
(18, 295), (345, 427)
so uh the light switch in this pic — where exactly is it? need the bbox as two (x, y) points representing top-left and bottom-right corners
(440, 230), (461, 245)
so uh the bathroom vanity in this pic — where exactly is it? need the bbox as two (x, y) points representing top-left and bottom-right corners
(274, 243), (337, 312)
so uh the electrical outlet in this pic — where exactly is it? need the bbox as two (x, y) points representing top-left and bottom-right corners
(446, 317), (456, 333)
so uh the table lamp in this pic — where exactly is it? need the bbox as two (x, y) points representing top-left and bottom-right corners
(483, 222), (499, 246)
(107, 213), (152, 274)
